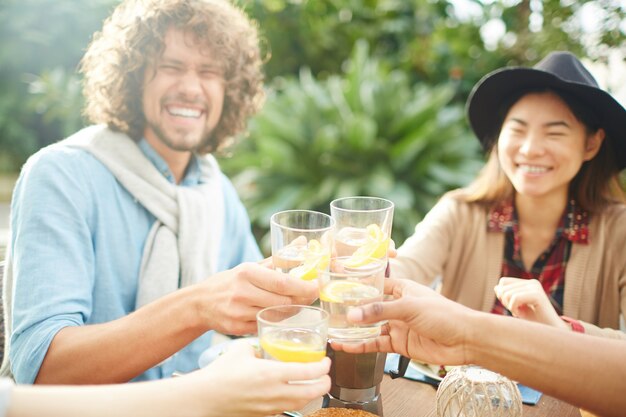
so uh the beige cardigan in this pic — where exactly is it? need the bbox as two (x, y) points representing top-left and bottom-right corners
(391, 194), (626, 339)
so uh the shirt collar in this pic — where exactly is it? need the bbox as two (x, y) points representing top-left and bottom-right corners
(487, 198), (589, 244)
(138, 138), (202, 186)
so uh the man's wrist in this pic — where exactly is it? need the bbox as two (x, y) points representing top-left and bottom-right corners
(463, 310), (492, 365)
(177, 284), (212, 332)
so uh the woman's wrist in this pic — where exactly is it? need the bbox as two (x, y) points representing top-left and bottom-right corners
(560, 316), (585, 333)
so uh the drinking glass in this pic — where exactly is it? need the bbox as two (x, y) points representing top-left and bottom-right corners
(270, 210), (334, 280)
(330, 197), (394, 262)
(257, 305), (329, 363)
(317, 257), (386, 342)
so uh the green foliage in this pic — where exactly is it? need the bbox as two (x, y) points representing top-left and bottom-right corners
(0, 85), (38, 172)
(244, 0), (626, 98)
(219, 41), (484, 253)
(0, 0), (115, 72)
(27, 68), (86, 139)
(0, 66), (85, 172)
(243, 0), (427, 79)
(0, 0), (115, 170)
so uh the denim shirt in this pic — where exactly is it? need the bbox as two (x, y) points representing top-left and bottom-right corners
(8, 138), (261, 383)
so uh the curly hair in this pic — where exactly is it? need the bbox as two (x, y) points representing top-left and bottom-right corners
(80, 0), (265, 153)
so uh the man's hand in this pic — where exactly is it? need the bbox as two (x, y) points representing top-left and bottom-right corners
(332, 278), (475, 367)
(196, 262), (318, 335)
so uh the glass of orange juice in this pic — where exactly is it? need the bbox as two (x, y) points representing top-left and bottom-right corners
(257, 305), (329, 367)
(270, 210), (334, 280)
(330, 197), (394, 264)
(318, 257), (386, 342)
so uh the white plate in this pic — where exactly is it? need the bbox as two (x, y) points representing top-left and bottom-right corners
(409, 361), (453, 381)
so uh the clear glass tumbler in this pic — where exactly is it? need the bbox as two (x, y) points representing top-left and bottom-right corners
(270, 210), (334, 280)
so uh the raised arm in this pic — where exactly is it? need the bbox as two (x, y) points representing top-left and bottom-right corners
(36, 263), (317, 384)
(338, 278), (626, 417)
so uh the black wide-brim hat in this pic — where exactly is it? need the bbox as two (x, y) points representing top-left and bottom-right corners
(466, 51), (626, 170)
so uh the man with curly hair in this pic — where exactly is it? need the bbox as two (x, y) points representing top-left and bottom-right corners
(2, 0), (318, 384)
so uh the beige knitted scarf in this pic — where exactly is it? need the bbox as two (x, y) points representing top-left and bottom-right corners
(65, 125), (224, 306)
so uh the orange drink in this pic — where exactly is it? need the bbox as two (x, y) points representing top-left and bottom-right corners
(257, 305), (328, 365)
(260, 328), (326, 362)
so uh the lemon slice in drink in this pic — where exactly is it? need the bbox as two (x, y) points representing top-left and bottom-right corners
(260, 337), (326, 362)
(289, 264), (320, 281)
(343, 224), (389, 268)
(319, 281), (378, 303)
(288, 239), (330, 281)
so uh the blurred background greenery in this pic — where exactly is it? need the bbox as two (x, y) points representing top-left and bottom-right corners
(1, 0), (625, 254)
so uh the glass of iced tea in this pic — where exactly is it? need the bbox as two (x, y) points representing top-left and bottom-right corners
(318, 257), (386, 342)
(270, 210), (334, 280)
(330, 197), (394, 266)
(257, 305), (329, 365)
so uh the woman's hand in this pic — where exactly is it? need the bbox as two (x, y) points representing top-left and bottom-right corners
(188, 340), (331, 417)
(494, 277), (568, 330)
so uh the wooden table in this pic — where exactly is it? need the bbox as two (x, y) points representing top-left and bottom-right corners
(299, 374), (581, 417)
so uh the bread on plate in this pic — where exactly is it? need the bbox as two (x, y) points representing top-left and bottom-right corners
(306, 408), (378, 417)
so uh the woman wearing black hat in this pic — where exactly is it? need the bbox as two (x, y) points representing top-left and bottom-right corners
(390, 51), (626, 339)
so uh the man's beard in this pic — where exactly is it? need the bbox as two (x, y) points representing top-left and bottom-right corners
(147, 120), (215, 153)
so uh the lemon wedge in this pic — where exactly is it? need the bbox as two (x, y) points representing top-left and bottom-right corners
(342, 224), (389, 268)
(289, 264), (318, 281)
(260, 335), (326, 362)
(288, 239), (330, 281)
(366, 223), (384, 241)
